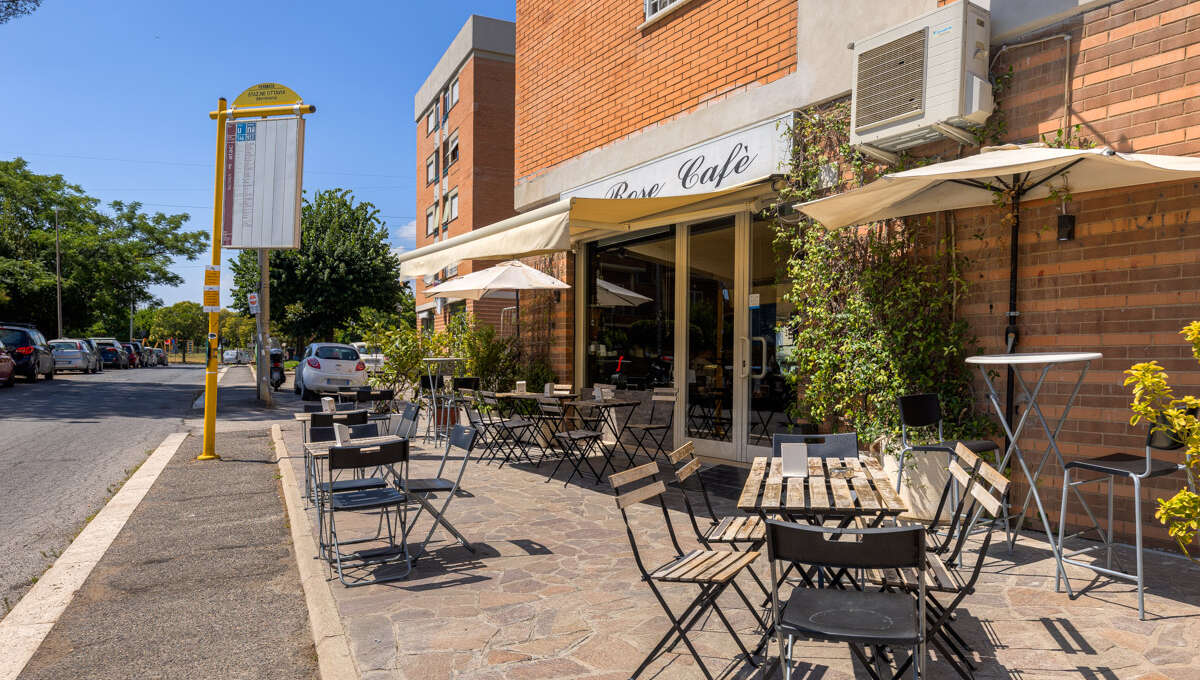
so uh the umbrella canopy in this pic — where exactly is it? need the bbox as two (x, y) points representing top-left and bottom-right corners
(796, 144), (1200, 228)
(423, 260), (569, 301)
(594, 279), (652, 307)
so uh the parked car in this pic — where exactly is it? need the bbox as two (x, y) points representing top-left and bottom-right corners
(0, 323), (54, 381)
(121, 343), (142, 368)
(91, 338), (129, 369)
(79, 338), (104, 373)
(50, 338), (98, 373)
(351, 342), (385, 373)
(130, 341), (149, 367)
(293, 342), (367, 400)
(0, 340), (15, 387)
(152, 347), (167, 366)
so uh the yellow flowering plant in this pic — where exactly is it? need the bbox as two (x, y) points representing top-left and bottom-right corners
(1123, 321), (1200, 559)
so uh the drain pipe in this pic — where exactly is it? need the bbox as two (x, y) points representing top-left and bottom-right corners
(991, 33), (1073, 135)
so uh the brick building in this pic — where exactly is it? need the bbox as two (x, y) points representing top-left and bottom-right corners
(412, 15), (516, 333)
(398, 1), (1200, 551)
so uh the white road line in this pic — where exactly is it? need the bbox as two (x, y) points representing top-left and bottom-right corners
(190, 365), (230, 409)
(0, 431), (189, 680)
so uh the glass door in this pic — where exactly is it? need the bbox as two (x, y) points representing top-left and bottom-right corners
(744, 214), (795, 457)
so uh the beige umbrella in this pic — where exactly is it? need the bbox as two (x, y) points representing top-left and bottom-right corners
(595, 279), (652, 307)
(424, 260), (569, 337)
(795, 144), (1200, 427)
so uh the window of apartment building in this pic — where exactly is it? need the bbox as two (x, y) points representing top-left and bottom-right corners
(644, 0), (683, 22)
(425, 151), (438, 185)
(425, 204), (438, 235)
(442, 131), (459, 173)
(449, 77), (459, 109)
(425, 102), (439, 135)
(443, 189), (459, 226)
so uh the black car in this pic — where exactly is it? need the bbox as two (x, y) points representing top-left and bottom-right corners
(0, 323), (55, 381)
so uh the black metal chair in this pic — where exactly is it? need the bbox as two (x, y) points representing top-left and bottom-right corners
(405, 425), (478, 559)
(324, 440), (412, 586)
(481, 391), (535, 466)
(1056, 410), (1196, 620)
(895, 393), (998, 492)
(766, 519), (926, 680)
(539, 398), (603, 486)
(772, 431), (858, 460)
(627, 387), (675, 463)
(611, 462), (764, 680)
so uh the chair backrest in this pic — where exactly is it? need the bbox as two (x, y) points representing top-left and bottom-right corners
(303, 404), (324, 413)
(547, 383), (572, 395)
(951, 443), (1010, 519)
(765, 519), (924, 569)
(310, 412), (336, 428)
(537, 397), (565, 417)
(652, 387), (677, 402)
(1147, 408), (1197, 452)
(349, 423), (379, 439)
(897, 393), (942, 429)
(772, 432), (856, 459)
(448, 424), (477, 453)
(329, 439), (408, 471)
(419, 374), (443, 390)
(610, 462), (686, 568)
(592, 383), (616, 400)
(309, 426), (335, 443)
(453, 376), (480, 391)
(342, 410), (369, 426)
(334, 402), (359, 412)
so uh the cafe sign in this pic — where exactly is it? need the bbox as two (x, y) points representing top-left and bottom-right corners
(561, 113), (794, 200)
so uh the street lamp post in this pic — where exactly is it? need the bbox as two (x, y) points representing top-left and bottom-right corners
(53, 207), (62, 338)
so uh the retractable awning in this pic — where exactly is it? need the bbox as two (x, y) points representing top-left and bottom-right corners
(396, 179), (776, 278)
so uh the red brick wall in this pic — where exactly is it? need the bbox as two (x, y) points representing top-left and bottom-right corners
(514, 0), (797, 182)
(935, 0), (1200, 550)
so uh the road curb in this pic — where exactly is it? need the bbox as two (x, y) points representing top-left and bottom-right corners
(189, 365), (231, 409)
(270, 424), (359, 680)
(0, 431), (189, 680)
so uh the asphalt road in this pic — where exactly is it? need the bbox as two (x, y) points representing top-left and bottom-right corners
(0, 363), (205, 617)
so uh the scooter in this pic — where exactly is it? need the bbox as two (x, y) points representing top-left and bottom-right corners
(269, 348), (285, 392)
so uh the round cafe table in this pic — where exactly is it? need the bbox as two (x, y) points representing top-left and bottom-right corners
(966, 351), (1101, 592)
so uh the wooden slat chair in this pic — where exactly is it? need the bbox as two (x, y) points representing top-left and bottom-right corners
(871, 443), (1010, 680)
(610, 462), (764, 680)
(538, 398), (604, 486)
(324, 440), (413, 586)
(626, 387), (676, 463)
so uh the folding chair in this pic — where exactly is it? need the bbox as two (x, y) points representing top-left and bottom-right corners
(627, 387), (675, 463)
(895, 394), (998, 492)
(305, 411), (369, 500)
(539, 398), (604, 486)
(766, 519), (927, 680)
(480, 392), (535, 466)
(405, 425), (478, 559)
(324, 440), (412, 586)
(388, 402), (420, 439)
(1057, 411), (1196, 620)
(772, 432), (858, 460)
(611, 462), (764, 680)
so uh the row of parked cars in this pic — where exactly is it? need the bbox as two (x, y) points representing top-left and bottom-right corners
(0, 322), (168, 387)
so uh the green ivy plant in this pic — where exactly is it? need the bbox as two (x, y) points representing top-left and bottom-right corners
(771, 102), (991, 445)
(1124, 321), (1200, 560)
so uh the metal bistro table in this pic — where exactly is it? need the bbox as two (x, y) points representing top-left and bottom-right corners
(966, 352), (1102, 587)
(421, 357), (464, 445)
(570, 398), (640, 477)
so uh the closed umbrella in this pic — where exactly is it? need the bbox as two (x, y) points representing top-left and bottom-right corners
(795, 144), (1200, 428)
(424, 260), (570, 337)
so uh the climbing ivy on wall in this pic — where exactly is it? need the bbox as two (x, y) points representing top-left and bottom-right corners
(771, 102), (992, 446)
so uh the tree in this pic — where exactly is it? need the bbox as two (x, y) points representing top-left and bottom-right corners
(149, 301), (206, 362)
(219, 309), (255, 349)
(230, 188), (409, 345)
(0, 158), (207, 337)
(0, 0), (41, 24)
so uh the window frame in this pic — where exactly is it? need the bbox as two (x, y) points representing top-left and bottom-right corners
(425, 102), (439, 135)
(425, 151), (439, 185)
(643, 0), (688, 24)
(442, 130), (459, 173)
(443, 188), (459, 226)
(425, 204), (438, 235)
(449, 77), (460, 109)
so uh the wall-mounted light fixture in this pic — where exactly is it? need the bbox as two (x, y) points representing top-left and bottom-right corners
(1057, 214), (1075, 241)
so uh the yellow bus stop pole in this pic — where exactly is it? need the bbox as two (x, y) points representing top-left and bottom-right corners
(198, 97), (227, 461)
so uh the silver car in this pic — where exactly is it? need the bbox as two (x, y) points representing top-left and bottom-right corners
(50, 338), (100, 374)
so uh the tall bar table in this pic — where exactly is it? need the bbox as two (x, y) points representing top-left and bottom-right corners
(966, 351), (1101, 591)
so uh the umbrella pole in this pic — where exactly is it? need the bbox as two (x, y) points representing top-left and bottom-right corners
(515, 291), (520, 340)
(1004, 181), (1021, 447)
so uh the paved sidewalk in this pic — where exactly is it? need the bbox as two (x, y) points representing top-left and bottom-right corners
(16, 376), (317, 679)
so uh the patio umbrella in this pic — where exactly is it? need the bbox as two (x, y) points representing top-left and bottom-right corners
(424, 260), (570, 337)
(595, 279), (652, 307)
(795, 144), (1200, 428)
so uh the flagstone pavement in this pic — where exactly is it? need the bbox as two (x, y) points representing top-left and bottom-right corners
(279, 423), (1200, 679)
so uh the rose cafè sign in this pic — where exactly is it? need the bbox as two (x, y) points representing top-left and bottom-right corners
(561, 113), (794, 200)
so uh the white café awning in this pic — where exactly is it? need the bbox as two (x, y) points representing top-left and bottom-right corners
(396, 180), (775, 278)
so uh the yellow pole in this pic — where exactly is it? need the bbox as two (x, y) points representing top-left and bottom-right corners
(199, 96), (227, 461)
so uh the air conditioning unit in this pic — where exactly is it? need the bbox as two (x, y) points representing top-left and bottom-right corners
(849, 1), (992, 159)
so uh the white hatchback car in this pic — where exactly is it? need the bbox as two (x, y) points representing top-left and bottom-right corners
(294, 342), (368, 399)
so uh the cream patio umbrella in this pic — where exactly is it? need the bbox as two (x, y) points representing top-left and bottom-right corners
(424, 260), (570, 337)
(594, 279), (653, 307)
(795, 143), (1200, 427)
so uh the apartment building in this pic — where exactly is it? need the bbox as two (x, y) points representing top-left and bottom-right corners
(412, 15), (516, 332)
(398, 0), (1200, 549)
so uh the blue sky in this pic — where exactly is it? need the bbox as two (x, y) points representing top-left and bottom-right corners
(0, 1), (515, 305)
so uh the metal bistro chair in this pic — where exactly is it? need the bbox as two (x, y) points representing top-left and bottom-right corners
(611, 462), (764, 680)
(481, 391), (536, 466)
(772, 431), (859, 461)
(388, 401), (421, 439)
(1057, 410), (1197, 620)
(306, 410), (369, 500)
(324, 440), (413, 586)
(539, 397), (604, 486)
(766, 519), (927, 680)
(405, 425), (478, 559)
(626, 387), (676, 463)
(895, 393), (998, 492)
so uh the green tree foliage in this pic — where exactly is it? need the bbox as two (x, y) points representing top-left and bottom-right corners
(231, 189), (410, 344)
(147, 301), (207, 350)
(0, 158), (207, 337)
(219, 310), (256, 348)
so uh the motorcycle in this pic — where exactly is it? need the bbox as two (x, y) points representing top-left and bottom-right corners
(269, 348), (285, 392)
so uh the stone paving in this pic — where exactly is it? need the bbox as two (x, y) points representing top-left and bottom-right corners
(279, 423), (1200, 679)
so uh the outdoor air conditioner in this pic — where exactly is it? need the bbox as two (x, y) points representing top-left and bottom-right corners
(849, 1), (992, 158)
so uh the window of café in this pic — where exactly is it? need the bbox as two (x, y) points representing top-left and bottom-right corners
(585, 226), (675, 391)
